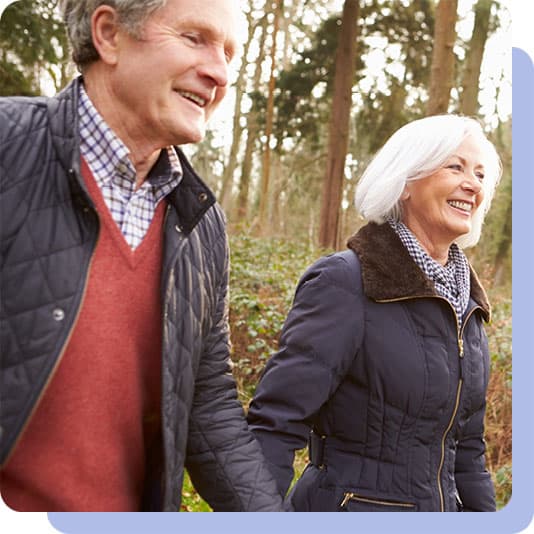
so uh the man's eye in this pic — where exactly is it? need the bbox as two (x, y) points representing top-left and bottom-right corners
(184, 33), (200, 44)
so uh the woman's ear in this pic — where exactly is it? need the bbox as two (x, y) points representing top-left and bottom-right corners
(400, 185), (410, 201)
(91, 5), (121, 65)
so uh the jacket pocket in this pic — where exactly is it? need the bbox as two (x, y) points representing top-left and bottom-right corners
(340, 492), (416, 512)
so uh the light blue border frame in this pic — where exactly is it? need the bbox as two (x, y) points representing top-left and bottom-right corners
(46, 48), (533, 534)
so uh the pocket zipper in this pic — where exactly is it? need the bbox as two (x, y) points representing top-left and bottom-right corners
(340, 492), (416, 509)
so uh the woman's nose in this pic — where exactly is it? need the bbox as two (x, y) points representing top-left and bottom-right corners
(462, 171), (483, 194)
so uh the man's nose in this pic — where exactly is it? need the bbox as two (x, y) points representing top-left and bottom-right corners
(198, 47), (229, 88)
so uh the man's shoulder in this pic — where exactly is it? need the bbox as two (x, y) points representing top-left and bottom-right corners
(0, 80), (77, 146)
(0, 95), (51, 145)
(0, 94), (50, 115)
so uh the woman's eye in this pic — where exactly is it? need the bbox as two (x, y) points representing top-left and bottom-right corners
(447, 164), (463, 172)
(476, 172), (485, 181)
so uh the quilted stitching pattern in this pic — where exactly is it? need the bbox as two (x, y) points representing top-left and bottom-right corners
(0, 82), (284, 512)
(1, 95), (96, 466)
(159, 208), (282, 511)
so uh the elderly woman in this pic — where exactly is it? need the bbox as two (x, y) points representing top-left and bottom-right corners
(247, 114), (502, 512)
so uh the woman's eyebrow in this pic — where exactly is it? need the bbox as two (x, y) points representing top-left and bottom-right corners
(450, 154), (485, 169)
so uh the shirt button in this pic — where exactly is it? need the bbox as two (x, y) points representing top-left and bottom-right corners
(198, 192), (208, 203)
(52, 308), (65, 321)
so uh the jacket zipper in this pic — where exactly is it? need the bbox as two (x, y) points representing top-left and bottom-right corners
(437, 374), (463, 511)
(2, 208), (100, 467)
(435, 306), (478, 511)
(375, 295), (481, 512)
(340, 492), (415, 509)
(159, 204), (186, 507)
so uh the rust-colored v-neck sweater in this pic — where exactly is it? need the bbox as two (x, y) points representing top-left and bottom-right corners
(1, 160), (164, 511)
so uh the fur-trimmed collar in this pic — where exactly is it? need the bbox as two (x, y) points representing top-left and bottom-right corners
(346, 222), (491, 322)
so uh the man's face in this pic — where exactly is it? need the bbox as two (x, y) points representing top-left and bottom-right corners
(111, 0), (239, 147)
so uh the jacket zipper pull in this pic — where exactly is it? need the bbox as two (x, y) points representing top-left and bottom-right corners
(458, 337), (464, 379)
(340, 493), (354, 508)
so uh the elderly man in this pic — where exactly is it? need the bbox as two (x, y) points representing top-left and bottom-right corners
(0, 0), (283, 512)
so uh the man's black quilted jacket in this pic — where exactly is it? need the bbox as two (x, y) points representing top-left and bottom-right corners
(0, 79), (283, 512)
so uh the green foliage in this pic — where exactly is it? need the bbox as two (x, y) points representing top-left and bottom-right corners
(355, 0), (435, 154)
(360, 0), (435, 86)
(270, 0), (436, 153)
(493, 464), (512, 509)
(228, 233), (324, 400)
(470, 119), (512, 285)
(484, 287), (512, 509)
(181, 471), (212, 512)
(272, 15), (365, 149)
(0, 0), (69, 96)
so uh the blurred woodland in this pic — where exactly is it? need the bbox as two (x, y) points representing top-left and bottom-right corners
(0, 0), (511, 510)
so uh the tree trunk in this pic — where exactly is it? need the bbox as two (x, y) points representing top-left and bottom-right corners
(219, 11), (257, 211)
(426, 0), (458, 116)
(236, 127), (255, 221)
(270, 152), (283, 233)
(257, 0), (283, 232)
(269, 0), (298, 234)
(492, 195), (512, 286)
(459, 0), (493, 116)
(235, 13), (270, 222)
(318, 0), (359, 250)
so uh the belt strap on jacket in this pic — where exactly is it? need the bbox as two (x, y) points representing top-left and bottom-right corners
(308, 430), (326, 468)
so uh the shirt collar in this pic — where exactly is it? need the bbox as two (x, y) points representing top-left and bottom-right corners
(78, 81), (182, 189)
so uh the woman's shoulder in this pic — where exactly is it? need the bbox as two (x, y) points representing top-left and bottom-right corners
(300, 250), (363, 295)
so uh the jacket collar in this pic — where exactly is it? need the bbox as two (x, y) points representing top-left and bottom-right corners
(166, 149), (216, 235)
(347, 222), (491, 321)
(47, 77), (216, 236)
(48, 76), (81, 176)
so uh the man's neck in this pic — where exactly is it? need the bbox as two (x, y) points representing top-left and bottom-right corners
(129, 152), (161, 189)
(83, 71), (162, 187)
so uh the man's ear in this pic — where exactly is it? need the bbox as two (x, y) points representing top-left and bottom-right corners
(91, 5), (121, 65)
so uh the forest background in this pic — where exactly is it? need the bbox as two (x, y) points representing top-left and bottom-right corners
(0, 0), (512, 511)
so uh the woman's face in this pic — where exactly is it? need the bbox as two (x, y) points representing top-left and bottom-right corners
(401, 135), (486, 258)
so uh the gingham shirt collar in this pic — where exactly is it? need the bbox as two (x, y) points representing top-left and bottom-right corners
(78, 82), (182, 249)
(388, 219), (471, 322)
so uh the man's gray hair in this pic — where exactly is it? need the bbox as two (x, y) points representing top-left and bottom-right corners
(59, 0), (167, 70)
(354, 114), (502, 249)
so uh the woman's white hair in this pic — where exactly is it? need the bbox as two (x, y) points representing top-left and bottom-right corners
(354, 114), (503, 249)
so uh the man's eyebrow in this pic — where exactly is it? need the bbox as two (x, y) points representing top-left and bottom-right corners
(178, 17), (237, 55)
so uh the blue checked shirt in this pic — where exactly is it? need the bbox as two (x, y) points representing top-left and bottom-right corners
(388, 219), (471, 324)
(78, 83), (182, 249)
